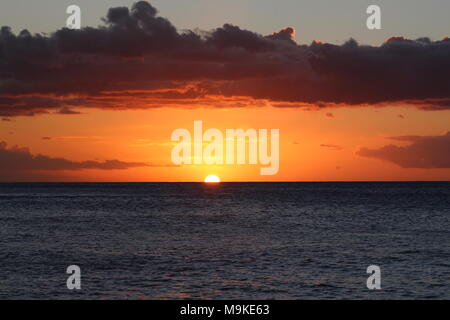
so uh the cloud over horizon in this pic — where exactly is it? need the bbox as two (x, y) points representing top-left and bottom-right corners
(0, 140), (149, 174)
(1, 1), (450, 117)
(357, 132), (450, 168)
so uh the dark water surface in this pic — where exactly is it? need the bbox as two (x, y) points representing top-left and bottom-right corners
(0, 182), (449, 299)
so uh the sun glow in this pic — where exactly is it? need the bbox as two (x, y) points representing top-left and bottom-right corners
(204, 174), (221, 183)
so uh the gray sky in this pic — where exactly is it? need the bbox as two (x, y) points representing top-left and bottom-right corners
(1, 0), (450, 45)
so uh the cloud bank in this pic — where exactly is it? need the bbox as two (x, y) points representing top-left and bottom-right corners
(1, 1), (450, 117)
(357, 132), (450, 168)
(0, 141), (148, 171)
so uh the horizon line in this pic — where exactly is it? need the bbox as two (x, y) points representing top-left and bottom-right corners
(1, 180), (450, 183)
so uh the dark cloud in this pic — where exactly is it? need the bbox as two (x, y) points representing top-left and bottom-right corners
(0, 141), (149, 172)
(56, 107), (82, 115)
(266, 27), (296, 44)
(1, 1), (450, 117)
(357, 132), (450, 168)
(0, 95), (87, 117)
(412, 99), (450, 111)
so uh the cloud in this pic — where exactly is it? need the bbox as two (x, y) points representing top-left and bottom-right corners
(320, 144), (342, 150)
(1, 1), (450, 117)
(0, 140), (150, 172)
(357, 132), (450, 168)
(55, 107), (82, 115)
(266, 27), (296, 44)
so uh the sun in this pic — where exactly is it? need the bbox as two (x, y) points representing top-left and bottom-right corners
(204, 174), (221, 183)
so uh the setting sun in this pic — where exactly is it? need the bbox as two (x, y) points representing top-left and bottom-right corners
(204, 175), (221, 183)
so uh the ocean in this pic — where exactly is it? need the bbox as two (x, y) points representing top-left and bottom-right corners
(0, 182), (449, 299)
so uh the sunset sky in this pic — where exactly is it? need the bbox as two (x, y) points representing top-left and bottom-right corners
(1, 0), (450, 182)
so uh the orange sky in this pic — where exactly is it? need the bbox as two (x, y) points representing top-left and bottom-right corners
(2, 104), (450, 182)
